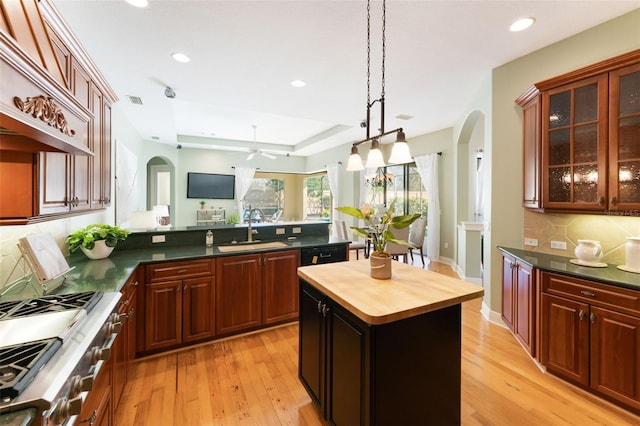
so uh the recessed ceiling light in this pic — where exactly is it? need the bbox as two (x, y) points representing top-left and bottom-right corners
(171, 52), (191, 63)
(510, 17), (535, 32)
(125, 0), (148, 8)
(291, 80), (306, 88)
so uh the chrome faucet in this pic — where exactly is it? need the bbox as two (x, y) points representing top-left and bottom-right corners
(247, 208), (265, 242)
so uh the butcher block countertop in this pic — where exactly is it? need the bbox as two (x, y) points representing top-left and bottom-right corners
(297, 259), (484, 325)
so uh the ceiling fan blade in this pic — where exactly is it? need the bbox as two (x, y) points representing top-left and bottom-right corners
(247, 152), (256, 160)
(262, 152), (277, 160)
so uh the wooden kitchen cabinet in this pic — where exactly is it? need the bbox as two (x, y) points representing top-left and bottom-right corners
(215, 254), (262, 335)
(262, 249), (301, 325)
(608, 62), (640, 211)
(216, 249), (300, 335)
(143, 259), (216, 353)
(540, 271), (640, 411)
(299, 280), (367, 424)
(516, 88), (542, 209)
(113, 269), (138, 410)
(501, 253), (536, 355)
(518, 50), (640, 213)
(79, 356), (112, 426)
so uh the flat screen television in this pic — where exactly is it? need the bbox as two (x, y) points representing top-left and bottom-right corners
(187, 172), (235, 199)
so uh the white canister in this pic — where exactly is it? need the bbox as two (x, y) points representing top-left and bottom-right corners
(575, 240), (603, 263)
(625, 237), (640, 269)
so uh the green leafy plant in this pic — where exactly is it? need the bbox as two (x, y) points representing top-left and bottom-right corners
(336, 200), (420, 257)
(227, 212), (240, 224)
(200, 200), (206, 208)
(66, 224), (130, 253)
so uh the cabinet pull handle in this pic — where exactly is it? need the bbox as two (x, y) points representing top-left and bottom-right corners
(579, 310), (585, 321)
(510, 262), (516, 269)
(598, 197), (605, 206)
(590, 312), (596, 323)
(133, 281), (139, 286)
(610, 197), (617, 206)
(322, 304), (330, 317)
(580, 290), (596, 297)
(80, 409), (97, 425)
(317, 300), (322, 313)
(177, 269), (188, 274)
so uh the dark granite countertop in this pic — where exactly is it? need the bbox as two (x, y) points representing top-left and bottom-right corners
(498, 246), (640, 291)
(51, 236), (348, 296)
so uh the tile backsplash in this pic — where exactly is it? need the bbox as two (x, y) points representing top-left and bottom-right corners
(523, 210), (640, 265)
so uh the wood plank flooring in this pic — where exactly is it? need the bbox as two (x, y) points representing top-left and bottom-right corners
(116, 260), (640, 425)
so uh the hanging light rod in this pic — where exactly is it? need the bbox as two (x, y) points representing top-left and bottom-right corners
(352, 127), (405, 148)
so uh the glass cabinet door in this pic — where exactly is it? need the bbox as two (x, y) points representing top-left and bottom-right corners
(542, 75), (608, 210)
(609, 63), (640, 211)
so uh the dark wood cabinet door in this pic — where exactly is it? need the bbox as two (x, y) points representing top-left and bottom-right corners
(215, 255), (261, 335)
(590, 306), (640, 410)
(298, 283), (325, 412)
(328, 307), (364, 426)
(183, 276), (215, 343)
(541, 75), (608, 211)
(145, 280), (182, 351)
(101, 99), (112, 206)
(79, 358), (112, 426)
(541, 293), (590, 386)
(515, 262), (535, 354)
(501, 255), (515, 330)
(262, 249), (300, 325)
(112, 302), (127, 410)
(521, 91), (542, 209)
(608, 62), (640, 211)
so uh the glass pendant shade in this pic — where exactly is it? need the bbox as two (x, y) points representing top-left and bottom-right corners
(365, 139), (385, 168)
(346, 145), (364, 171)
(388, 141), (412, 164)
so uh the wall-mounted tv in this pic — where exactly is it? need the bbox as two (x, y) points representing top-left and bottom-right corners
(187, 172), (235, 199)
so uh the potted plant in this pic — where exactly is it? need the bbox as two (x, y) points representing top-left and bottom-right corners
(336, 200), (420, 279)
(200, 200), (206, 209)
(66, 224), (130, 260)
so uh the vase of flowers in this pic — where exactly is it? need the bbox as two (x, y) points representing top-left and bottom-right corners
(336, 200), (420, 279)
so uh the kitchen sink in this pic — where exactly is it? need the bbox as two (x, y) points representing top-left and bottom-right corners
(217, 241), (289, 252)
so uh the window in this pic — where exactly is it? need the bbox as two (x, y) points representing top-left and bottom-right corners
(243, 178), (284, 221)
(378, 163), (427, 218)
(304, 174), (331, 221)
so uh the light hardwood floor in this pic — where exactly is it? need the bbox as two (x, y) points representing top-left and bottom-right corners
(116, 259), (640, 425)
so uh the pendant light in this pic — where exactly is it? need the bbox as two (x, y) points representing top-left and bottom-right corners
(345, 0), (411, 173)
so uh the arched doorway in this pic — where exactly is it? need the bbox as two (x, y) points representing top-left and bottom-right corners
(147, 156), (175, 226)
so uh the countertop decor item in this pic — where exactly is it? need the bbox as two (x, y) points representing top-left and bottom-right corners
(619, 237), (640, 274)
(336, 200), (419, 279)
(66, 224), (130, 259)
(574, 239), (603, 264)
(569, 258), (608, 268)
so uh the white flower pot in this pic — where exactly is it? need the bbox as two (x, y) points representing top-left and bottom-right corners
(80, 240), (115, 260)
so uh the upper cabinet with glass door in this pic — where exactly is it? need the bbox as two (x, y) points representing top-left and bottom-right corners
(541, 75), (608, 211)
(518, 49), (640, 213)
(609, 63), (640, 211)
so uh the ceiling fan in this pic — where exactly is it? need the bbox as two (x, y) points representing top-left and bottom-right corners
(246, 125), (276, 160)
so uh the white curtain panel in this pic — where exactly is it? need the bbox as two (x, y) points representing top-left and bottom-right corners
(326, 163), (340, 238)
(234, 167), (256, 216)
(414, 154), (440, 260)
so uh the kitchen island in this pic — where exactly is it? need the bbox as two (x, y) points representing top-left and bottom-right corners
(297, 259), (484, 425)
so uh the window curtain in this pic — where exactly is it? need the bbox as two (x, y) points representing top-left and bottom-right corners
(414, 154), (440, 260)
(234, 167), (256, 217)
(326, 163), (340, 238)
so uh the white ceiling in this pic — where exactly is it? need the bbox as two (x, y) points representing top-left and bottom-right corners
(52, 0), (639, 158)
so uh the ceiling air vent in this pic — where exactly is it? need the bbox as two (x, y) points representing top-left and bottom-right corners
(395, 114), (414, 121)
(127, 95), (143, 105)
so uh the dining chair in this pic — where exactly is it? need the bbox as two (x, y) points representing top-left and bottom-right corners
(336, 220), (366, 260)
(386, 226), (410, 263)
(408, 218), (427, 267)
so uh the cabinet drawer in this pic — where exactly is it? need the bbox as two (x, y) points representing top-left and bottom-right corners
(542, 272), (640, 316)
(146, 259), (215, 282)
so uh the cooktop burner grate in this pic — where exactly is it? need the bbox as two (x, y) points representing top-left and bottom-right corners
(0, 291), (102, 319)
(0, 338), (62, 400)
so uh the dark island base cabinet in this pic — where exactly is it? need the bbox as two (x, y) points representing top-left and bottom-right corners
(299, 279), (462, 425)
